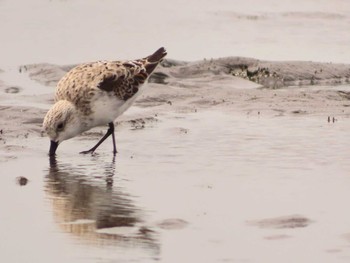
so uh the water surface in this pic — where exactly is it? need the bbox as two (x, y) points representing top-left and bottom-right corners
(1, 111), (350, 262)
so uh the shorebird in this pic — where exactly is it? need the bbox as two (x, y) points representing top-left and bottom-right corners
(43, 47), (167, 156)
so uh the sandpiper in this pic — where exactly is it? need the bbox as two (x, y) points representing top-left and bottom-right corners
(43, 47), (167, 156)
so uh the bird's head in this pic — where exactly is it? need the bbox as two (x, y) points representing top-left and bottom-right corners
(43, 100), (82, 156)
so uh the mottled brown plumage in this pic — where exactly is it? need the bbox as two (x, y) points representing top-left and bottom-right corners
(56, 48), (166, 112)
(43, 47), (167, 155)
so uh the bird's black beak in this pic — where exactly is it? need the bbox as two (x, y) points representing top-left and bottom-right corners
(49, 140), (59, 156)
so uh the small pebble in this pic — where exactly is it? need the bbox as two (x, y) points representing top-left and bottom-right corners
(16, 176), (28, 186)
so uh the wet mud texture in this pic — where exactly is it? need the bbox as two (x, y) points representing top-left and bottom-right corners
(23, 57), (350, 88)
(2, 57), (350, 161)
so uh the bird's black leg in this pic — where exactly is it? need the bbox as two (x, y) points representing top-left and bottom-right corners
(80, 122), (117, 155)
(111, 125), (117, 155)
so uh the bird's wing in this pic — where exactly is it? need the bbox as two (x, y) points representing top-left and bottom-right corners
(55, 47), (167, 104)
(98, 47), (167, 101)
(97, 61), (149, 101)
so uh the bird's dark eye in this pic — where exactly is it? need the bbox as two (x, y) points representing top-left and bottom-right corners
(57, 123), (64, 131)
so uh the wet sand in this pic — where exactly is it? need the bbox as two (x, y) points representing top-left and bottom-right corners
(2, 0), (350, 262)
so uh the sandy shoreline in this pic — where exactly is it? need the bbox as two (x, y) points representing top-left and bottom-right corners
(1, 56), (350, 164)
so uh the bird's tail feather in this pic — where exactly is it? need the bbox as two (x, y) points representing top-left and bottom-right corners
(147, 47), (167, 63)
(144, 47), (167, 74)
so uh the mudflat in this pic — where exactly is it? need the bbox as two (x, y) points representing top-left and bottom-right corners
(1, 1), (350, 263)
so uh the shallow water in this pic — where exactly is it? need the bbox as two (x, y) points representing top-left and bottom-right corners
(1, 111), (350, 262)
(1, 0), (350, 67)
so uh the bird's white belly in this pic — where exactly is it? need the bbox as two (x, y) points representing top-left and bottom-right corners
(89, 92), (140, 127)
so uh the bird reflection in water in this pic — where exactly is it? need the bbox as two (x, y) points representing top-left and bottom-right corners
(46, 155), (159, 252)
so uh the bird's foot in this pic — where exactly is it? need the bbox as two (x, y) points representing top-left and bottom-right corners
(80, 149), (95, 155)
